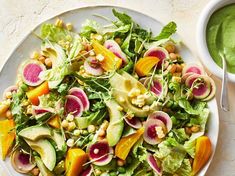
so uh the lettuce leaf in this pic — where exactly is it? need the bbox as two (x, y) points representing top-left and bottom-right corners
(112, 9), (133, 24)
(119, 159), (140, 176)
(175, 159), (192, 176)
(132, 138), (147, 162)
(153, 21), (177, 41)
(170, 128), (189, 144)
(184, 138), (196, 158)
(41, 23), (73, 43)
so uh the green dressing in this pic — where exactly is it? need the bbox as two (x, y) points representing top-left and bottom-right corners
(206, 4), (235, 73)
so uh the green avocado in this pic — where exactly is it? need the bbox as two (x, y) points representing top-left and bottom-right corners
(105, 99), (124, 146)
(18, 125), (52, 141)
(25, 139), (56, 171)
(110, 72), (155, 118)
(35, 156), (55, 176)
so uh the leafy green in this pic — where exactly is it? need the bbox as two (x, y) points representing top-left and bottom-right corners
(112, 9), (133, 24)
(175, 159), (192, 176)
(178, 99), (204, 115)
(184, 138), (196, 158)
(170, 128), (189, 144)
(132, 139), (147, 162)
(119, 159), (140, 176)
(152, 21), (177, 41)
(41, 23), (73, 43)
(162, 147), (186, 174)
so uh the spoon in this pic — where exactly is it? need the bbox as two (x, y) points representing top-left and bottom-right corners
(218, 51), (229, 111)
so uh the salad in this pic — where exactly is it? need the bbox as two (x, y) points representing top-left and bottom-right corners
(0, 9), (216, 176)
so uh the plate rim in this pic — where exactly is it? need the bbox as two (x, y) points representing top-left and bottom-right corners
(0, 5), (219, 176)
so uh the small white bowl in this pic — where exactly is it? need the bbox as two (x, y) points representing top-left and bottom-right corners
(197, 0), (235, 82)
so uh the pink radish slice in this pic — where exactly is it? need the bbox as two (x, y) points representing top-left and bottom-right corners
(21, 60), (46, 86)
(32, 106), (54, 115)
(202, 76), (216, 101)
(181, 72), (194, 83)
(144, 47), (169, 66)
(88, 141), (113, 166)
(150, 80), (163, 97)
(3, 85), (18, 99)
(143, 119), (166, 145)
(147, 153), (162, 175)
(68, 87), (90, 111)
(104, 40), (128, 64)
(124, 117), (142, 129)
(182, 63), (204, 76)
(84, 58), (104, 76)
(65, 95), (83, 117)
(185, 75), (211, 99)
(148, 111), (172, 132)
(11, 149), (36, 174)
(81, 165), (92, 176)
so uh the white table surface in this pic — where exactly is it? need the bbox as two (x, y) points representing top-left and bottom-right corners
(0, 0), (235, 175)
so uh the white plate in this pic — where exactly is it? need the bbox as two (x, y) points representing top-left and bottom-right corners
(0, 5), (219, 176)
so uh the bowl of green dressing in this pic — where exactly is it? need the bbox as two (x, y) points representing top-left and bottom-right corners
(197, 0), (235, 82)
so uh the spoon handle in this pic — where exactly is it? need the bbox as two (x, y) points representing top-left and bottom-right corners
(220, 54), (229, 111)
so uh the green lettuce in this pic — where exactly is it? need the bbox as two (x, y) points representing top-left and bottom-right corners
(184, 138), (196, 158)
(170, 128), (189, 144)
(119, 159), (140, 176)
(178, 99), (207, 115)
(175, 159), (192, 176)
(132, 139), (147, 162)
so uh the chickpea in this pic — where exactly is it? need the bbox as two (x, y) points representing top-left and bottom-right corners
(164, 42), (176, 53)
(87, 125), (96, 133)
(191, 125), (200, 133)
(176, 64), (182, 72)
(169, 53), (178, 60)
(117, 159), (126, 166)
(31, 167), (40, 176)
(114, 37), (122, 45)
(6, 110), (13, 119)
(38, 56), (46, 63)
(45, 58), (52, 68)
(168, 64), (177, 74)
(185, 127), (192, 135)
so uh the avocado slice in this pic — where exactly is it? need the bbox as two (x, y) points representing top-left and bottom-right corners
(51, 131), (67, 152)
(35, 156), (55, 176)
(105, 99), (124, 146)
(110, 72), (155, 117)
(19, 125), (52, 141)
(25, 139), (56, 171)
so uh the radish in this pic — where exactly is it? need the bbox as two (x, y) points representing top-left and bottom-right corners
(143, 119), (167, 145)
(203, 76), (216, 101)
(32, 106), (54, 115)
(147, 153), (162, 175)
(124, 117), (142, 129)
(65, 95), (83, 117)
(104, 40), (128, 64)
(21, 60), (46, 86)
(68, 87), (90, 111)
(88, 141), (113, 166)
(144, 47), (169, 66)
(182, 63), (204, 76)
(80, 165), (92, 176)
(84, 57), (104, 76)
(11, 149), (36, 174)
(185, 74), (211, 99)
(148, 111), (172, 132)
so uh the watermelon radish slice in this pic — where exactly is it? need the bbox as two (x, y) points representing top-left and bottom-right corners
(21, 60), (46, 86)
(202, 76), (216, 101)
(143, 76), (167, 97)
(84, 57), (104, 76)
(148, 111), (172, 132)
(181, 72), (194, 83)
(147, 153), (162, 175)
(144, 47), (169, 66)
(124, 117), (142, 129)
(143, 119), (167, 145)
(11, 149), (36, 174)
(32, 106), (54, 115)
(88, 141), (113, 166)
(80, 165), (92, 176)
(104, 40), (128, 64)
(185, 74), (211, 99)
(182, 63), (204, 76)
(65, 95), (83, 117)
(3, 85), (18, 99)
(68, 87), (90, 111)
